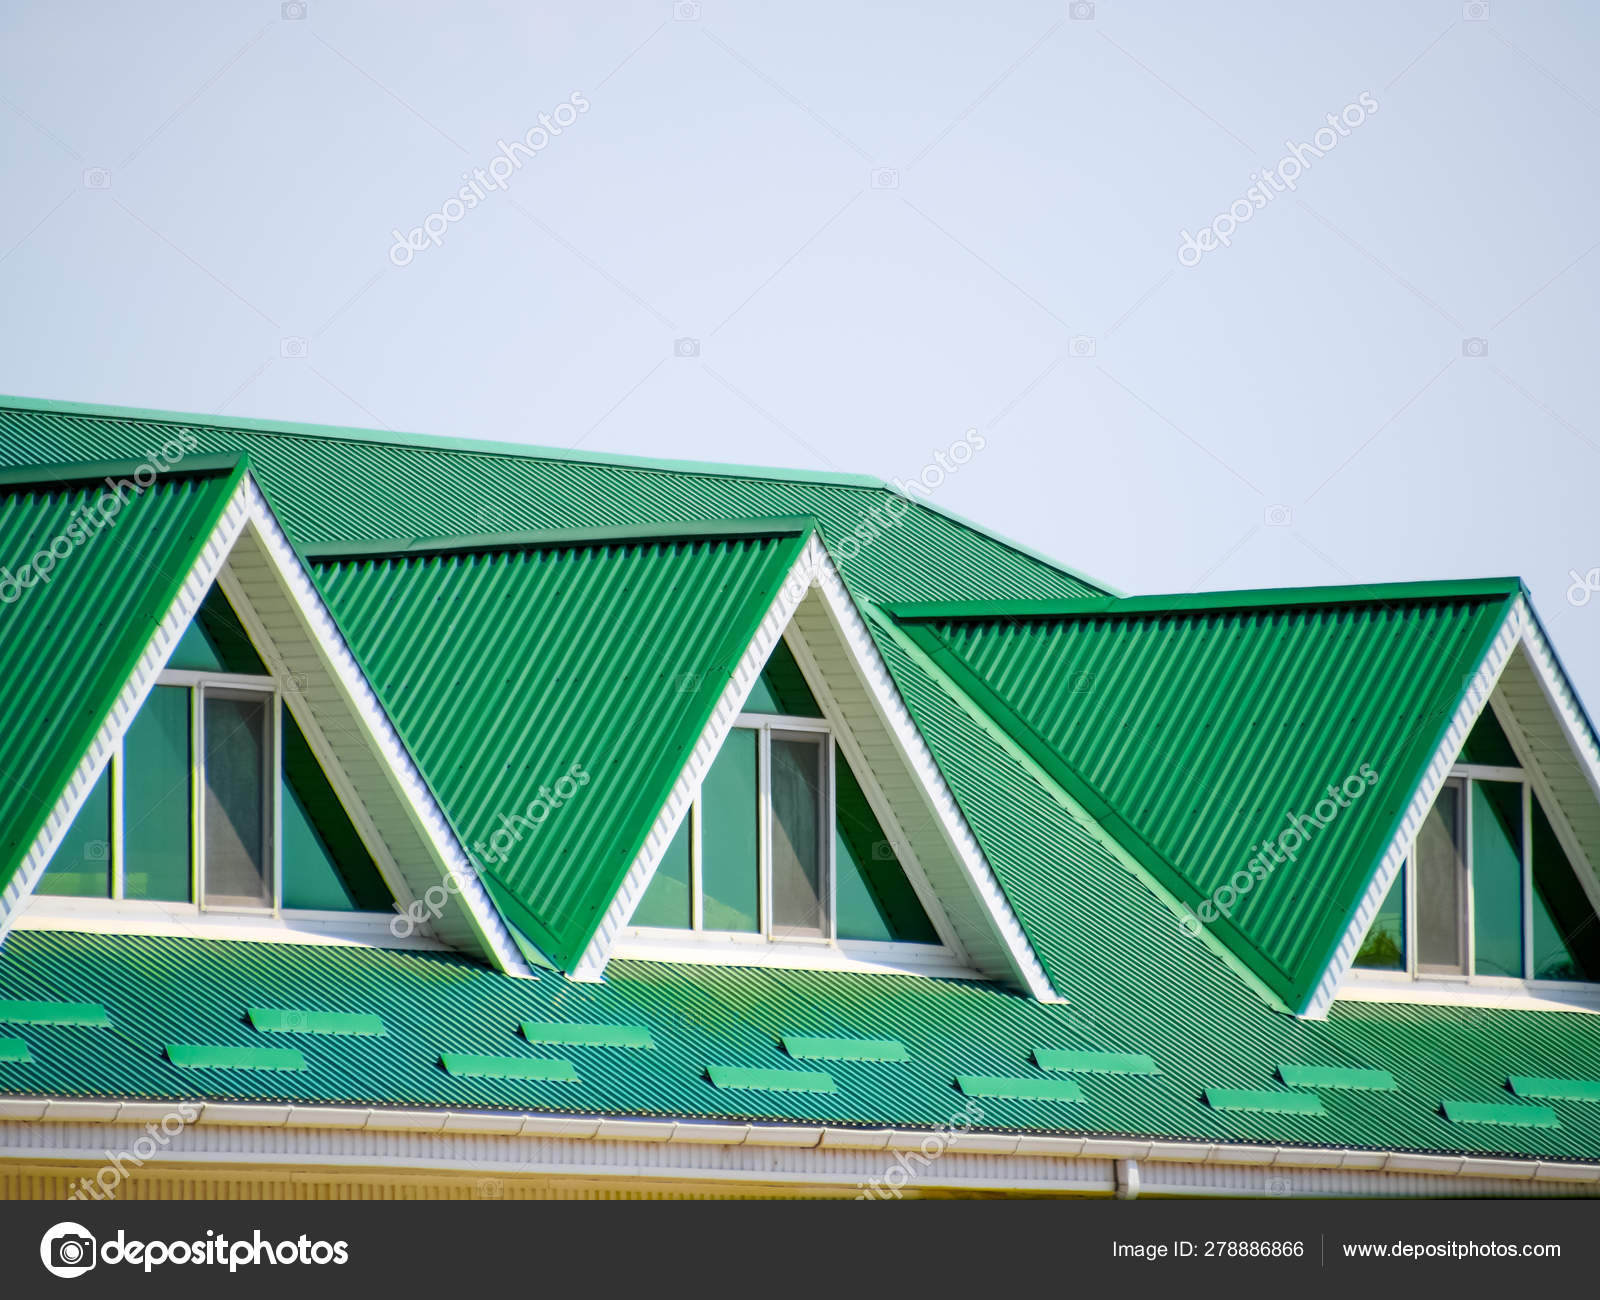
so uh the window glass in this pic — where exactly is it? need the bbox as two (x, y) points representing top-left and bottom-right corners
(834, 745), (939, 943)
(35, 767), (112, 898)
(168, 585), (269, 675)
(743, 639), (823, 717)
(1530, 795), (1600, 982)
(632, 812), (693, 929)
(1416, 784), (1465, 973)
(770, 734), (825, 938)
(700, 728), (759, 932)
(1352, 868), (1406, 970)
(1471, 780), (1524, 977)
(1459, 707), (1519, 768)
(201, 690), (273, 909)
(279, 709), (391, 911)
(123, 685), (192, 902)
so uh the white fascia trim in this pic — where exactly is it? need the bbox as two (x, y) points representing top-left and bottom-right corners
(1517, 599), (1600, 833)
(0, 478), (251, 944)
(570, 535), (1060, 1001)
(1, 1098), (1595, 1196)
(809, 546), (1059, 1001)
(1305, 599), (1526, 1020)
(236, 479), (531, 978)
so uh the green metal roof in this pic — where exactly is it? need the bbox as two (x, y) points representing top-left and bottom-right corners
(3, 932), (1600, 1162)
(311, 524), (809, 970)
(0, 458), (244, 896)
(0, 396), (1105, 606)
(889, 585), (1518, 1012)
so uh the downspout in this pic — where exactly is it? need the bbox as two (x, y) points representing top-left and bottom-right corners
(1115, 1157), (1140, 1200)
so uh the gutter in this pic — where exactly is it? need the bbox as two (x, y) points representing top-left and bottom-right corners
(1, 1097), (1595, 1188)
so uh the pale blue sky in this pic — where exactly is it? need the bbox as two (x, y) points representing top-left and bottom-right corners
(3, 2), (1598, 694)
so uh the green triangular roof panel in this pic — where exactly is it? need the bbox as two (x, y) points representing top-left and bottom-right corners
(889, 582), (1521, 1013)
(0, 457), (247, 900)
(311, 523), (813, 970)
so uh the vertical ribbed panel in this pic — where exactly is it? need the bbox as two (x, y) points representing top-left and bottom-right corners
(313, 529), (807, 969)
(0, 464), (243, 896)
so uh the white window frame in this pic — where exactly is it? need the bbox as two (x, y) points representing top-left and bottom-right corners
(1345, 752), (1600, 1005)
(624, 710), (961, 971)
(26, 662), (399, 931)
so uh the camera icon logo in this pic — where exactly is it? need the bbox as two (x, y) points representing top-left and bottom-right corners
(670, 671), (703, 694)
(1068, 335), (1096, 358)
(1463, 2), (1489, 19)
(84, 839), (110, 862)
(674, 1), (701, 19)
(1264, 504), (1292, 526)
(1069, 1), (1095, 18)
(1069, 670), (1094, 693)
(871, 167), (899, 189)
(871, 839), (906, 861)
(673, 337), (700, 358)
(41, 1222), (97, 1278)
(1266, 1176), (1291, 1197)
(82, 168), (111, 190)
(282, 1), (308, 18)
(1461, 337), (1489, 358)
(475, 1177), (505, 1198)
(281, 337), (309, 359)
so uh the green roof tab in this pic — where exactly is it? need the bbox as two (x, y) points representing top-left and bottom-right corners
(522, 1021), (654, 1049)
(248, 1008), (385, 1036)
(957, 1075), (1084, 1102)
(440, 1053), (579, 1082)
(707, 1065), (837, 1094)
(1508, 1076), (1600, 1102)
(1278, 1065), (1397, 1091)
(1443, 1100), (1560, 1128)
(0, 1037), (31, 1063)
(0, 998), (111, 1027)
(167, 1044), (306, 1071)
(1035, 1048), (1157, 1076)
(1205, 1088), (1326, 1116)
(783, 1036), (909, 1063)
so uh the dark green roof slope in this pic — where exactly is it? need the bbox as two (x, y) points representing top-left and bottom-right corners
(0, 458), (244, 895)
(888, 582), (1519, 1012)
(0, 397), (1103, 606)
(311, 523), (809, 969)
(2, 931), (1598, 1162)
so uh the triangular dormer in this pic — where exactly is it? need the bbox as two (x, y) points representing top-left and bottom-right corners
(1336, 615), (1600, 1015)
(569, 533), (1062, 999)
(0, 457), (533, 973)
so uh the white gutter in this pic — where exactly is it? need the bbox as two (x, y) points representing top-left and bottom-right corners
(1, 1097), (1594, 1190)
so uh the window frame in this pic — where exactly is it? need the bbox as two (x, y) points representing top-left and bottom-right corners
(29, 665), (397, 927)
(624, 709), (959, 966)
(1347, 746), (1600, 1000)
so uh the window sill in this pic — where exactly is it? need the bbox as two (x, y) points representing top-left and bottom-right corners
(14, 898), (444, 951)
(1338, 970), (1600, 1015)
(615, 929), (981, 980)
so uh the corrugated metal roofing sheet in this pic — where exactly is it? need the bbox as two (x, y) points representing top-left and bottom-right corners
(311, 526), (808, 969)
(0, 459), (243, 894)
(4, 931), (1599, 1161)
(890, 585), (1517, 1011)
(0, 398), (1102, 608)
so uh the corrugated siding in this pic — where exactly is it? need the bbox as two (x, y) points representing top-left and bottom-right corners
(2, 932), (1599, 1161)
(898, 595), (1514, 1008)
(0, 406), (1098, 607)
(312, 532), (806, 968)
(0, 467), (239, 892)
